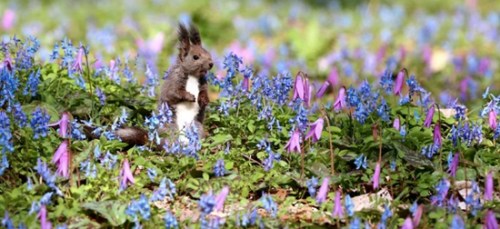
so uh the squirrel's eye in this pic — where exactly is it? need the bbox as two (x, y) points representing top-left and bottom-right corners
(193, 55), (199, 60)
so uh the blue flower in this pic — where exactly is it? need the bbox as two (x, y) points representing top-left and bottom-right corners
(349, 217), (361, 229)
(214, 159), (225, 177)
(95, 87), (106, 105)
(451, 214), (465, 229)
(49, 43), (59, 61)
(34, 158), (62, 195)
(143, 65), (158, 97)
(377, 99), (390, 122)
(379, 70), (393, 94)
(0, 112), (14, 154)
(1, 211), (15, 229)
(239, 208), (258, 227)
(199, 193), (216, 215)
(354, 154), (368, 170)
(126, 194), (151, 221)
(11, 103), (27, 127)
(380, 204), (392, 223)
(306, 176), (318, 197)
(0, 68), (19, 111)
(164, 211), (178, 229)
(23, 69), (41, 97)
(70, 120), (86, 140)
(464, 181), (482, 216)
(261, 193), (278, 218)
(80, 159), (97, 178)
(0, 154), (8, 176)
(147, 168), (157, 181)
(27, 177), (33, 191)
(430, 179), (450, 207)
(345, 194), (355, 216)
(100, 151), (117, 170)
(30, 107), (51, 139)
(150, 177), (176, 201)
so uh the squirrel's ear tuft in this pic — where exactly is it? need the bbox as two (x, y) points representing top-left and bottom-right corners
(177, 23), (190, 61)
(189, 24), (202, 45)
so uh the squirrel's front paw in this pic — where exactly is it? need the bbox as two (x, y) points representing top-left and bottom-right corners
(198, 93), (209, 107)
(185, 93), (196, 102)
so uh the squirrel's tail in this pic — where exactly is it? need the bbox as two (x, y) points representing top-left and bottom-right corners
(114, 126), (149, 146)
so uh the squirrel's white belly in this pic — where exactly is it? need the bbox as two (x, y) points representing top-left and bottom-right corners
(175, 75), (200, 132)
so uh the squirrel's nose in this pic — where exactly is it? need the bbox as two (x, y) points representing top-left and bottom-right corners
(208, 63), (213, 70)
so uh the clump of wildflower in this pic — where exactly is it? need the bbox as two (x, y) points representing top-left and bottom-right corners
(30, 107), (51, 139)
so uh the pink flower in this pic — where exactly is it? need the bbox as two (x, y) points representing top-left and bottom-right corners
(48, 112), (70, 138)
(304, 78), (312, 107)
(434, 122), (442, 146)
(484, 210), (498, 229)
(305, 118), (324, 143)
(448, 153), (459, 178)
(293, 73), (305, 101)
(412, 205), (423, 226)
(72, 47), (84, 73)
(394, 68), (406, 96)
(242, 77), (250, 91)
(332, 190), (344, 218)
(327, 67), (339, 87)
(214, 186), (229, 212)
(284, 128), (301, 153)
(333, 87), (346, 112)
(120, 159), (135, 190)
(401, 217), (414, 229)
(372, 162), (381, 189)
(316, 81), (329, 98)
(489, 110), (497, 130)
(393, 118), (401, 131)
(38, 205), (52, 229)
(2, 9), (15, 30)
(424, 104), (435, 128)
(52, 140), (70, 178)
(484, 171), (494, 201)
(316, 177), (329, 204)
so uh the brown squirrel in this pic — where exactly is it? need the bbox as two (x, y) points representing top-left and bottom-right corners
(112, 23), (213, 147)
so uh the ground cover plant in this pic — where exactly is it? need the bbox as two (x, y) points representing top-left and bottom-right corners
(0, 0), (499, 228)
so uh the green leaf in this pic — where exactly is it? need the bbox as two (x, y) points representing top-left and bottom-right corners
(81, 201), (127, 226)
(248, 121), (256, 133)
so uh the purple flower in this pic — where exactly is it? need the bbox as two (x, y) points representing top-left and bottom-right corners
(284, 128), (301, 153)
(316, 81), (329, 98)
(48, 112), (70, 138)
(485, 171), (494, 201)
(489, 110), (497, 130)
(448, 152), (459, 178)
(214, 186), (229, 212)
(333, 86), (346, 112)
(120, 159), (135, 190)
(52, 140), (70, 178)
(393, 118), (401, 131)
(293, 72), (305, 101)
(433, 122), (442, 146)
(38, 205), (52, 229)
(2, 9), (15, 30)
(305, 118), (324, 143)
(304, 78), (312, 107)
(327, 67), (339, 87)
(484, 210), (498, 229)
(424, 104), (435, 128)
(316, 177), (329, 204)
(72, 46), (84, 73)
(332, 190), (344, 218)
(401, 217), (414, 229)
(394, 68), (406, 96)
(372, 162), (381, 189)
(412, 205), (423, 227)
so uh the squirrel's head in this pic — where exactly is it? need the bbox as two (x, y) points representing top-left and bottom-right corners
(177, 23), (213, 78)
